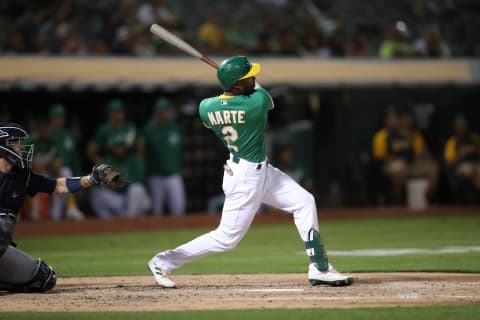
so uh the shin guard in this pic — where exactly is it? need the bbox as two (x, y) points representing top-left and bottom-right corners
(304, 228), (329, 271)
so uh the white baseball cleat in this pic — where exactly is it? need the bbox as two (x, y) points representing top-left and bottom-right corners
(147, 259), (176, 288)
(308, 263), (354, 287)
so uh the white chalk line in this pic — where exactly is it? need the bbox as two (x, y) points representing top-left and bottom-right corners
(239, 288), (304, 293)
(252, 295), (480, 302)
(297, 246), (480, 257)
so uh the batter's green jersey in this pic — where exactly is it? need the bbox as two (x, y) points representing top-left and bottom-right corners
(199, 88), (274, 163)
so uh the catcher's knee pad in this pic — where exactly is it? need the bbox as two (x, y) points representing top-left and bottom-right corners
(27, 259), (57, 292)
(9, 259), (57, 293)
(305, 228), (329, 271)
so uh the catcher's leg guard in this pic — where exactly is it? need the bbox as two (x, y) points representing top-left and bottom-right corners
(304, 228), (329, 271)
(21, 259), (57, 293)
(0, 245), (56, 293)
(5, 259), (57, 293)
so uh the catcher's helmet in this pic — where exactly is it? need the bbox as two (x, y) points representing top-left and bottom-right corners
(0, 122), (34, 169)
(217, 56), (261, 91)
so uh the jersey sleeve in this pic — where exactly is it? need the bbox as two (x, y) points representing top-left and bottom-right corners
(258, 88), (274, 110)
(198, 99), (212, 128)
(27, 170), (57, 196)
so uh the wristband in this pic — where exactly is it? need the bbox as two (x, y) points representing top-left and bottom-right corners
(66, 177), (83, 193)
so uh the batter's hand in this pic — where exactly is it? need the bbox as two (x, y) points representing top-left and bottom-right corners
(90, 164), (126, 188)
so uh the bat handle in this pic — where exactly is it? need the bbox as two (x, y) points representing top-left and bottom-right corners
(201, 56), (218, 69)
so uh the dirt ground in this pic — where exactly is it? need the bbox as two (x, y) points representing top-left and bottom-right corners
(1, 273), (479, 311)
(5, 207), (479, 312)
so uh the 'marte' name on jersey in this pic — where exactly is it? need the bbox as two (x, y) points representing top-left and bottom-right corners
(207, 110), (246, 125)
(199, 88), (274, 163)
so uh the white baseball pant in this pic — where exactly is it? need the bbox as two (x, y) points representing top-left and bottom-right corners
(153, 156), (319, 271)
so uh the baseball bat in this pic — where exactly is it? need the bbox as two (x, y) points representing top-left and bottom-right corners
(150, 24), (218, 69)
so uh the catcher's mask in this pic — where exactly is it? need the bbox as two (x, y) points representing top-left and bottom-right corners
(217, 56), (261, 91)
(0, 122), (34, 169)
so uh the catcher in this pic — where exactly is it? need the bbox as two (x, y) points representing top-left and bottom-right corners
(0, 122), (125, 293)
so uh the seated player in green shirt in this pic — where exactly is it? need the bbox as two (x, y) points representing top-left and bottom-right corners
(86, 99), (138, 164)
(89, 133), (150, 219)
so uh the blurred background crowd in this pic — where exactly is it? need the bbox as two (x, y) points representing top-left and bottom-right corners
(1, 0), (479, 221)
(2, 89), (480, 221)
(1, 0), (479, 58)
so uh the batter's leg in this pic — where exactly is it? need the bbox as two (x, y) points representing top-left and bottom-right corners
(262, 165), (319, 241)
(262, 165), (353, 285)
(152, 192), (261, 271)
(262, 165), (328, 270)
(151, 162), (265, 271)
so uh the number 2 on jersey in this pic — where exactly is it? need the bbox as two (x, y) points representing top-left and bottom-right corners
(221, 126), (239, 152)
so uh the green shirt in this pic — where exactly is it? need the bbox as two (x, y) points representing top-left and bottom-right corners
(49, 128), (80, 175)
(142, 120), (182, 176)
(93, 122), (137, 153)
(199, 88), (274, 163)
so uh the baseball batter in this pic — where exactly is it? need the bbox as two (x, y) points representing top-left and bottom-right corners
(0, 122), (124, 292)
(148, 56), (353, 287)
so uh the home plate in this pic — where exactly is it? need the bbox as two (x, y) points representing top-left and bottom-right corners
(239, 288), (305, 293)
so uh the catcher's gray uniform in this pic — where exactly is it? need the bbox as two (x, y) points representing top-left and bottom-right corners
(0, 123), (124, 293)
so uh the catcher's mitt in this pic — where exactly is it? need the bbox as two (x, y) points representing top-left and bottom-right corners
(90, 164), (126, 188)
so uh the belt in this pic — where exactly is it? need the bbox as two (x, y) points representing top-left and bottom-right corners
(232, 155), (263, 170)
